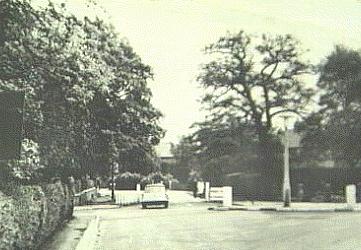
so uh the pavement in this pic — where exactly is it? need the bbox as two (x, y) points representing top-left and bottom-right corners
(40, 214), (93, 250)
(209, 201), (361, 212)
(45, 191), (361, 250)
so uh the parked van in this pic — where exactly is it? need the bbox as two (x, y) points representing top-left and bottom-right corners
(141, 183), (169, 208)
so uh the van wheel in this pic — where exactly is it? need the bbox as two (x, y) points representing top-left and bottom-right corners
(142, 204), (147, 209)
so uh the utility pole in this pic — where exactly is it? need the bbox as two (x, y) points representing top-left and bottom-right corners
(101, 129), (119, 203)
(281, 115), (291, 207)
(111, 161), (119, 202)
(111, 162), (115, 202)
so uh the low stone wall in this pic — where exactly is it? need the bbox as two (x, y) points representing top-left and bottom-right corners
(0, 182), (74, 250)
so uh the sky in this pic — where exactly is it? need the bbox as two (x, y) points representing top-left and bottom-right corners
(36, 0), (361, 156)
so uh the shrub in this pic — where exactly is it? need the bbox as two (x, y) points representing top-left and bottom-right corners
(0, 196), (18, 249)
(141, 172), (178, 188)
(0, 182), (73, 250)
(13, 186), (45, 249)
(41, 182), (66, 238)
(0, 186), (45, 250)
(5, 139), (44, 184)
(115, 172), (142, 190)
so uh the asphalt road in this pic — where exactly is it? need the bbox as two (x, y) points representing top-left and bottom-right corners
(47, 191), (361, 250)
(86, 192), (361, 250)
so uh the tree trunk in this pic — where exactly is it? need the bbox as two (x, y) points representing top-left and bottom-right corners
(255, 124), (282, 201)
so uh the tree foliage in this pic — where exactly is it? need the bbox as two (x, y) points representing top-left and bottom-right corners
(298, 46), (361, 168)
(198, 31), (313, 136)
(170, 136), (201, 183)
(191, 121), (261, 186)
(172, 118), (283, 197)
(178, 31), (312, 194)
(0, 0), (163, 182)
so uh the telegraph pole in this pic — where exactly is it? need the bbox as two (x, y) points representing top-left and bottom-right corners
(281, 115), (291, 207)
(101, 129), (119, 203)
(111, 162), (115, 202)
(111, 161), (119, 202)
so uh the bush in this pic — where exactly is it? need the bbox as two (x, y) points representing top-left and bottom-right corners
(4, 139), (44, 184)
(141, 172), (178, 189)
(114, 172), (142, 190)
(0, 195), (19, 249)
(113, 171), (179, 190)
(15, 186), (45, 249)
(41, 182), (66, 239)
(0, 186), (45, 249)
(0, 182), (73, 250)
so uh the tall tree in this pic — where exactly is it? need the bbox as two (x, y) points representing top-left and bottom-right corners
(298, 46), (361, 168)
(0, 0), (163, 183)
(190, 121), (261, 186)
(197, 31), (313, 196)
(198, 31), (314, 138)
(170, 136), (201, 183)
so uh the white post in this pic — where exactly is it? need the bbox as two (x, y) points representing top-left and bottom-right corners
(205, 182), (210, 201)
(169, 180), (172, 190)
(197, 181), (204, 196)
(223, 186), (233, 207)
(283, 130), (291, 207)
(346, 185), (356, 206)
(136, 183), (141, 203)
(115, 193), (121, 205)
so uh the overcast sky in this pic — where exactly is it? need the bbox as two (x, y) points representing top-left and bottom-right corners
(38, 0), (361, 156)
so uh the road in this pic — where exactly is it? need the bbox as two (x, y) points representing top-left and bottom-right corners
(48, 191), (361, 250)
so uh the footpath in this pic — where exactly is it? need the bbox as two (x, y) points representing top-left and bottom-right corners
(43, 190), (202, 250)
(209, 201), (361, 212)
(40, 215), (93, 250)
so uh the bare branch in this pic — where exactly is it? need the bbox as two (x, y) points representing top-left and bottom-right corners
(270, 109), (306, 118)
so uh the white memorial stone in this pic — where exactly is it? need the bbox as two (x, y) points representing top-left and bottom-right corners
(205, 182), (210, 201)
(197, 181), (205, 195)
(136, 183), (141, 202)
(223, 186), (233, 207)
(346, 184), (356, 205)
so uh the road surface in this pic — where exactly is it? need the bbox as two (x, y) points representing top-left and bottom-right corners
(47, 191), (361, 250)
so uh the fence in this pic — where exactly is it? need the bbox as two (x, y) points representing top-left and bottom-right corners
(115, 190), (142, 206)
(74, 187), (97, 206)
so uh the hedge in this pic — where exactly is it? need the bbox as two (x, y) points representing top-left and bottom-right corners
(114, 172), (142, 190)
(114, 172), (178, 190)
(0, 182), (74, 250)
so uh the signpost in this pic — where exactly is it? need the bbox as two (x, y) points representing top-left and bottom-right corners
(281, 115), (292, 207)
(111, 162), (119, 202)
(283, 130), (291, 207)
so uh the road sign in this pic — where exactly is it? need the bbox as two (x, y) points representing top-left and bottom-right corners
(0, 91), (25, 160)
(281, 130), (302, 148)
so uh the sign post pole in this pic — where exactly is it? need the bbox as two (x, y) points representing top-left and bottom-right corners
(281, 115), (292, 207)
(283, 130), (291, 207)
